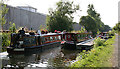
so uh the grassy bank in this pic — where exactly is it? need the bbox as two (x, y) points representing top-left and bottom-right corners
(70, 36), (115, 67)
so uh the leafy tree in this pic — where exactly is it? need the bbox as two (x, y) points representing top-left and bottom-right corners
(39, 25), (47, 31)
(79, 15), (97, 35)
(0, 2), (8, 32)
(87, 4), (111, 32)
(104, 25), (111, 32)
(87, 4), (98, 18)
(2, 33), (10, 51)
(79, 4), (111, 36)
(9, 22), (16, 33)
(46, 0), (79, 32)
(87, 4), (104, 31)
(113, 22), (120, 31)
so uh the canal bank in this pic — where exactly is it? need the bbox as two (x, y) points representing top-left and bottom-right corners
(70, 35), (115, 67)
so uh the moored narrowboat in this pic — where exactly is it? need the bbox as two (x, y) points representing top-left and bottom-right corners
(61, 32), (92, 49)
(7, 32), (62, 54)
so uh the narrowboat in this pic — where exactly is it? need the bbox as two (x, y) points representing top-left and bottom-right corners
(61, 32), (92, 49)
(99, 32), (109, 39)
(7, 32), (62, 54)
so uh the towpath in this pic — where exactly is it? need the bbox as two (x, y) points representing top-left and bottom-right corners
(111, 34), (119, 68)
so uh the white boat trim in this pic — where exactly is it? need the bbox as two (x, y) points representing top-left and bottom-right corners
(13, 48), (24, 51)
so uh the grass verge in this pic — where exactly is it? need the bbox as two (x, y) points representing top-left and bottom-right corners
(70, 36), (115, 67)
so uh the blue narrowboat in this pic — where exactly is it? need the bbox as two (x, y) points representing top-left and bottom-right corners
(7, 33), (62, 54)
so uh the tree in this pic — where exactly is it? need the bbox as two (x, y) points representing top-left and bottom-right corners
(0, 1), (8, 32)
(9, 22), (16, 33)
(87, 4), (104, 31)
(39, 25), (47, 31)
(79, 4), (111, 36)
(104, 25), (111, 32)
(46, 0), (79, 32)
(79, 15), (97, 35)
(113, 22), (120, 32)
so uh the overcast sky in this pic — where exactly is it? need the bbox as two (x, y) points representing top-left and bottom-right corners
(4, 0), (120, 28)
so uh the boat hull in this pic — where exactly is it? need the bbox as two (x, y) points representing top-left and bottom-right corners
(61, 42), (76, 49)
(7, 42), (61, 54)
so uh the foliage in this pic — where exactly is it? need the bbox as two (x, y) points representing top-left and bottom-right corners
(80, 26), (86, 33)
(79, 4), (111, 36)
(109, 30), (115, 36)
(2, 33), (10, 52)
(71, 26), (86, 33)
(9, 22), (16, 33)
(70, 36), (115, 67)
(113, 22), (120, 32)
(104, 25), (111, 32)
(39, 24), (47, 31)
(0, 2), (9, 31)
(94, 37), (105, 48)
(46, 0), (79, 32)
(79, 15), (97, 35)
(87, 4), (106, 32)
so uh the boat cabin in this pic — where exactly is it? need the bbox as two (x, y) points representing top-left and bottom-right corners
(62, 32), (92, 42)
(10, 33), (62, 48)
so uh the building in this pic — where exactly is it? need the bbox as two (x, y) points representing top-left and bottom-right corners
(4, 5), (46, 30)
(17, 6), (37, 12)
(4, 5), (81, 31)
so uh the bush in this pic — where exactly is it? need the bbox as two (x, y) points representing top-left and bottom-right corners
(109, 31), (115, 36)
(9, 23), (16, 33)
(2, 33), (10, 51)
(94, 37), (105, 47)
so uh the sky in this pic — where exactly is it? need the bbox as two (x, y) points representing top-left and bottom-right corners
(4, 0), (120, 28)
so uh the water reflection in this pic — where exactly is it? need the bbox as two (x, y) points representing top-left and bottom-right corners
(1, 46), (82, 68)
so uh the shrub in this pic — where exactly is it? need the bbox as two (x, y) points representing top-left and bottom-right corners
(94, 37), (105, 47)
(109, 30), (115, 37)
(2, 33), (10, 51)
(9, 23), (16, 33)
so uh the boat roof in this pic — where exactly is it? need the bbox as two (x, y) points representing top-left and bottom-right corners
(64, 32), (92, 35)
(41, 33), (59, 36)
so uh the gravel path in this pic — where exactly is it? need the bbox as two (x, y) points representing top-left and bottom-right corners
(118, 34), (120, 68)
(112, 34), (119, 67)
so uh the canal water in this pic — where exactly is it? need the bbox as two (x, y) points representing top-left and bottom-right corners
(0, 46), (82, 69)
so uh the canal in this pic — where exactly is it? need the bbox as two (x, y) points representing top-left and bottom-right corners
(0, 46), (82, 68)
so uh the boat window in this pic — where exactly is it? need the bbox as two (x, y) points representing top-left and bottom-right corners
(58, 36), (61, 40)
(80, 34), (82, 38)
(42, 37), (45, 43)
(83, 34), (85, 37)
(52, 36), (55, 41)
(50, 37), (53, 41)
(80, 34), (82, 39)
(68, 35), (71, 38)
(84, 34), (86, 37)
(56, 36), (59, 40)
(45, 37), (50, 42)
(71, 35), (74, 41)
(45, 37), (47, 41)
(65, 35), (67, 40)
(48, 37), (50, 41)
(77, 34), (80, 38)
(54, 36), (57, 40)
(23, 37), (36, 46)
